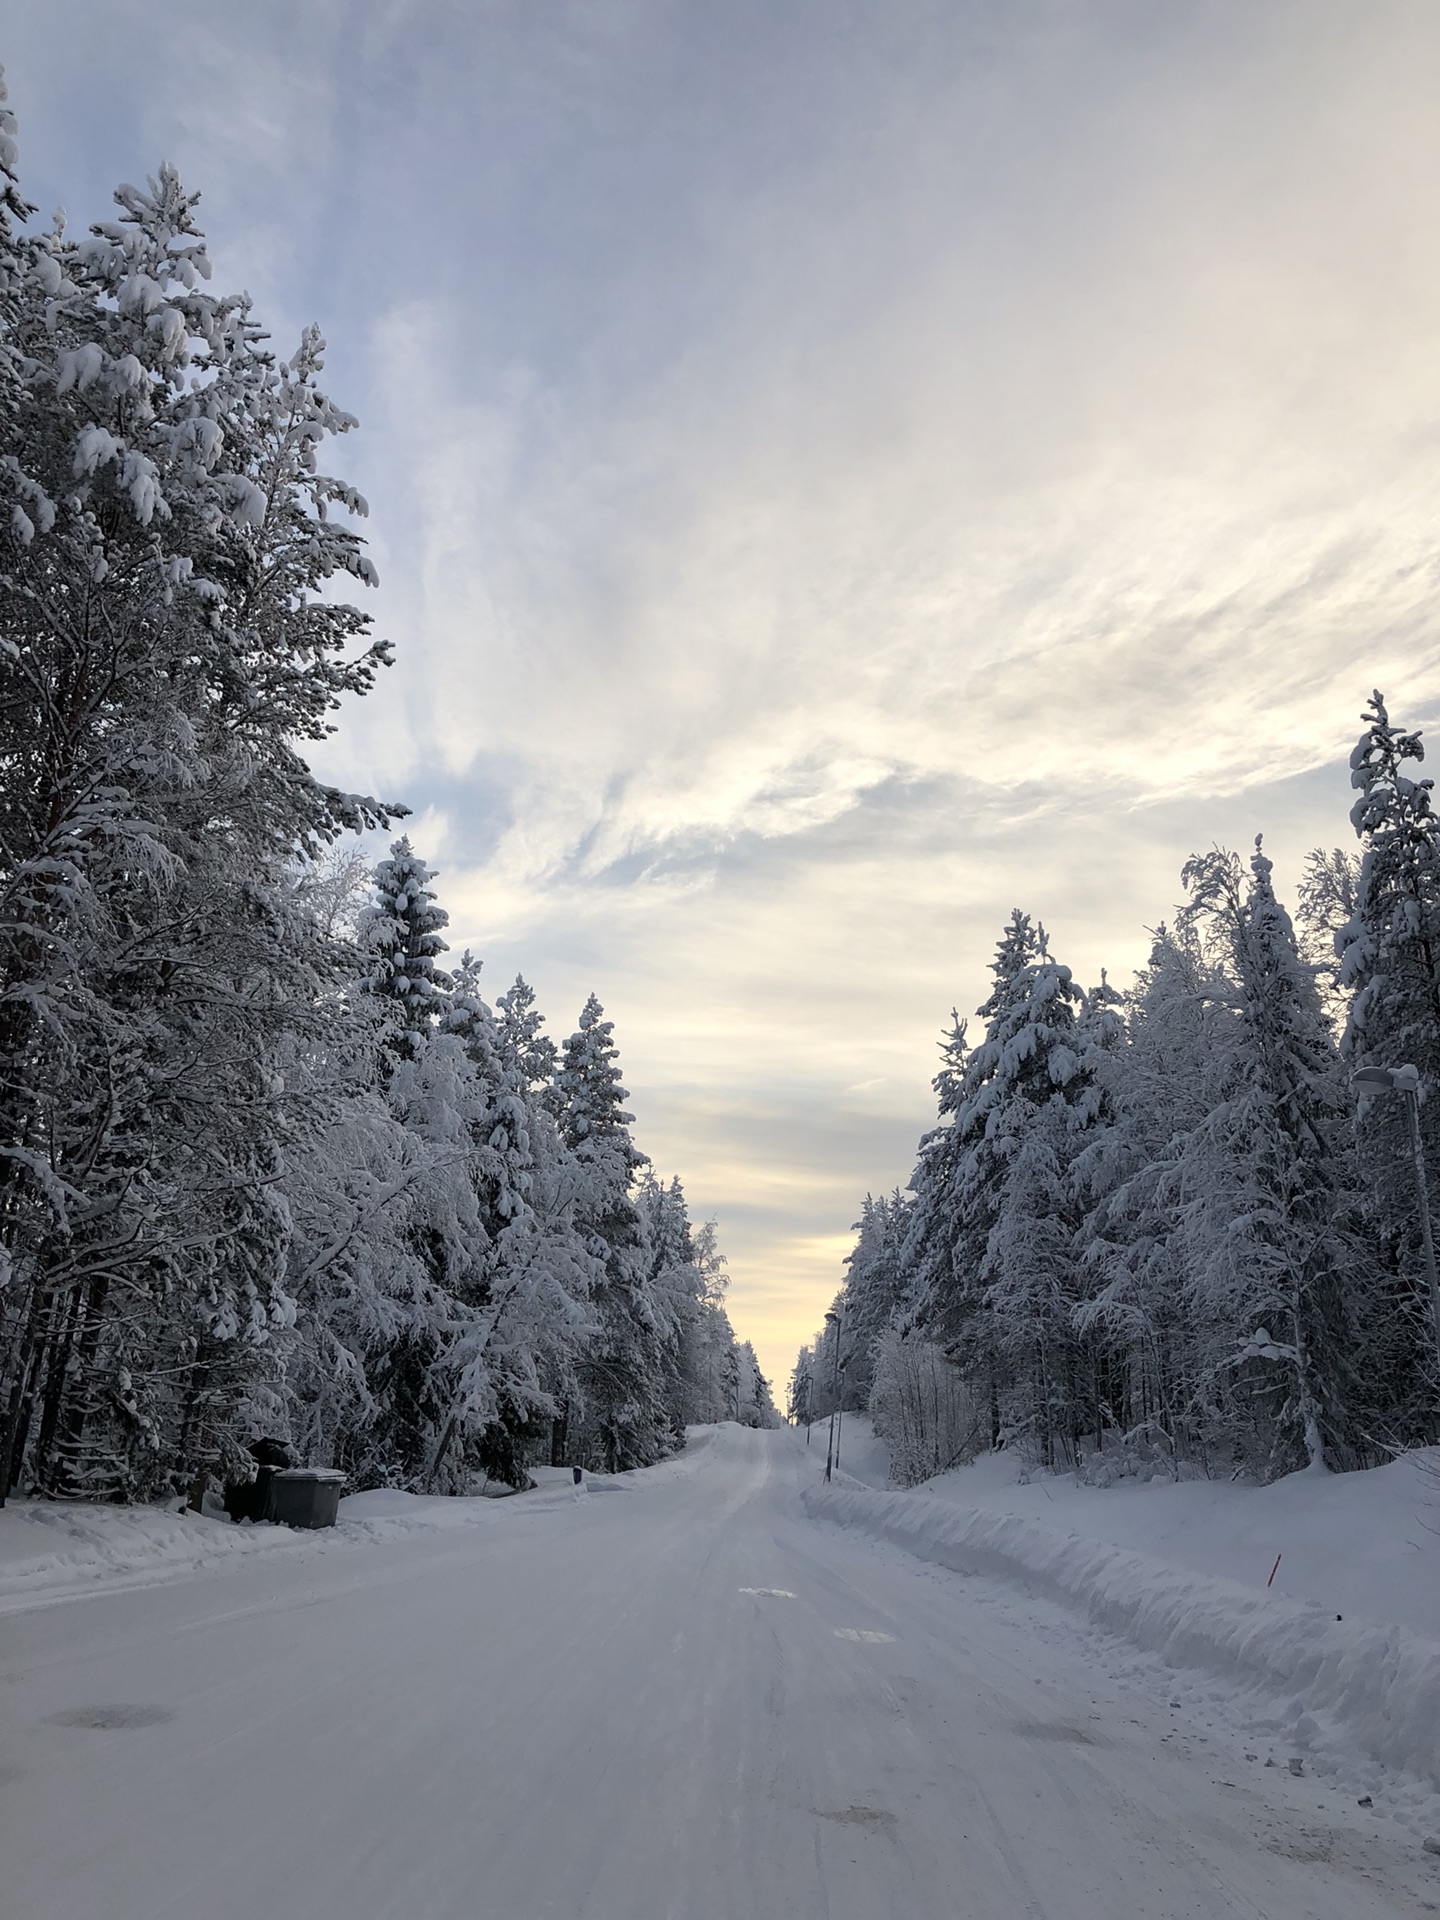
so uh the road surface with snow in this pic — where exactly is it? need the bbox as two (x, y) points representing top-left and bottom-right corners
(3, 1426), (1437, 1918)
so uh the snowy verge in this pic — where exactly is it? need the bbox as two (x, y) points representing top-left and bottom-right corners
(0, 1484), (568, 1613)
(0, 1430), (725, 1613)
(802, 1479), (1440, 1793)
(0, 1498), (319, 1611)
(877, 1440), (1440, 1640)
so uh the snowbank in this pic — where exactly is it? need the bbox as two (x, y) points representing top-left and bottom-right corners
(0, 1498), (314, 1610)
(894, 1443), (1440, 1641)
(0, 1430), (721, 1613)
(0, 1484), (549, 1612)
(803, 1476), (1440, 1793)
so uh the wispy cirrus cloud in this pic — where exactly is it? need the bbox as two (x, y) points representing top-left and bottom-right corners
(7, 1), (1440, 1381)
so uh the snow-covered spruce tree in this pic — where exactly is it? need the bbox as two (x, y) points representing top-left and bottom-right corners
(360, 838), (453, 1045)
(1098, 845), (1372, 1476)
(898, 912), (1110, 1463)
(803, 1300), (846, 1421)
(495, 973), (558, 1090)
(267, 984), (442, 1488)
(732, 1342), (781, 1428)
(345, 841), (470, 1482)
(345, 855), (601, 1491)
(1341, 693), (1440, 1085)
(490, 972), (606, 1467)
(427, 956), (595, 1488)
(549, 995), (670, 1470)
(788, 1344), (816, 1429)
(635, 1171), (734, 1444)
(681, 1216), (738, 1425)
(1339, 693), (1440, 1435)
(901, 920), (1042, 1380)
(1077, 921), (1220, 1466)
(966, 923), (1111, 1465)
(836, 1191), (910, 1410)
(893, 1011), (970, 1360)
(0, 150), (393, 1503)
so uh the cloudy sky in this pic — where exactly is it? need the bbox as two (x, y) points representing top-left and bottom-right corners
(8, 1), (1440, 1389)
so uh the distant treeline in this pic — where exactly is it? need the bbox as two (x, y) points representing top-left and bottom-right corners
(794, 695), (1440, 1487)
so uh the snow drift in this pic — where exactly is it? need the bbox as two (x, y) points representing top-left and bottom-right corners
(804, 1479), (1440, 1792)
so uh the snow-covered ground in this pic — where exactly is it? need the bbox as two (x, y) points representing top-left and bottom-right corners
(6, 1424), (1440, 1917)
(804, 1422), (1440, 1811)
(874, 1431), (1440, 1640)
(0, 1444), (711, 1614)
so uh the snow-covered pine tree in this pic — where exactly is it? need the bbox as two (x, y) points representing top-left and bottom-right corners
(360, 839), (453, 1046)
(491, 973), (605, 1466)
(836, 1191), (910, 1409)
(271, 995), (444, 1487)
(1340, 693), (1440, 1085)
(965, 921), (1108, 1465)
(634, 1171), (690, 1446)
(352, 844), (476, 1481)
(495, 974), (559, 1090)
(903, 914), (1043, 1370)
(425, 956), (595, 1488)
(1162, 841), (1370, 1472)
(0, 146), (394, 1503)
(1338, 692), (1440, 1435)
(550, 995), (669, 1470)
(682, 1218), (736, 1425)
(894, 912), (1104, 1462)
(894, 1012), (969, 1357)
(733, 1343), (780, 1428)
(1075, 922), (1217, 1464)
(0, 86), (748, 1509)
(804, 1300), (847, 1421)
(788, 1345), (816, 1430)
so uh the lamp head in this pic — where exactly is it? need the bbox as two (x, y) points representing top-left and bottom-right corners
(1351, 1066), (1399, 1095)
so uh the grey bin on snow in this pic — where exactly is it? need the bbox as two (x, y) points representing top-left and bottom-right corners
(269, 1468), (346, 1530)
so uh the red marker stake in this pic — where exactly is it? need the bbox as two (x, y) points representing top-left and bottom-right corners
(1267, 1552), (1282, 1588)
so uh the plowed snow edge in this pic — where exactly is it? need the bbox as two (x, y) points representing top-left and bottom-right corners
(803, 1480), (1440, 1791)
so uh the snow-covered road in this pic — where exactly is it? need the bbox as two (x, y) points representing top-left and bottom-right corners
(3, 1426), (1436, 1918)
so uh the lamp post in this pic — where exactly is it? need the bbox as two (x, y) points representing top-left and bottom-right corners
(823, 1308), (844, 1483)
(1352, 1062), (1440, 1382)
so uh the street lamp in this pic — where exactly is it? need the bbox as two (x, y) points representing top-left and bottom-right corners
(823, 1309), (844, 1484)
(1351, 1062), (1440, 1381)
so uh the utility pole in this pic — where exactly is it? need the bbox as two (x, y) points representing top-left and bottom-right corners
(1352, 1063), (1440, 1384)
(823, 1308), (844, 1483)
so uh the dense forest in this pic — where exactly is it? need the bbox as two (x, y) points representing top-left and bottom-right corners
(0, 87), (776, 1508)
(794, 696), (1440, 1488)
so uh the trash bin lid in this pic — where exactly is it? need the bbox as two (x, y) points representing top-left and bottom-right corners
(271, 1467), (346, 1482)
